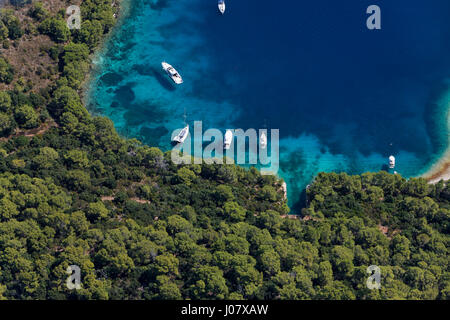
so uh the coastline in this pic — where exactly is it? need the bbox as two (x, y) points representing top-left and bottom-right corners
(421, 87), (450, 183)
(422, 150), (450, 183)
(81, 0), (131, 105)
(82, 0), (291, 205)
(83, 0), (450, 202)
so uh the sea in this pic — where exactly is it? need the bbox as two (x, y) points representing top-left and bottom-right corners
(86, 0), (450, 212)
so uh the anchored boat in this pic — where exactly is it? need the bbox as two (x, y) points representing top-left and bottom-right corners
(224, 129), (233, 149)
(172, 125), (189, 144)
(389, 155), (395, 169)
(161, 61), (183, 84)
(260, 131), (267, 149)
(218, 0), (225, 14)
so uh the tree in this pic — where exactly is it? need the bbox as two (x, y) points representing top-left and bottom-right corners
(0, 21), (8, 42)
(59, 112), (79, 133)
(331, 246), (355, 278)
(0, 57), (14, 84)
(292, 265), (316, 298)
(33, 146), (59, 169)
(74, 20), (103, 49)
(390, 234), (411, 265)
(155, 275), (181, 300)
(28, 2), (49, 21)
(0, 91), (12, 112)
(317, 261), (333, 286)
(65, 170), (91, 191)
(154, 254), (179, 277)
(14, 104), (39, 129)
(189, 266), (228, 299)
(215, 185), (234, 202)
(60, 42), (90, 89)
(175, 167), (196, 186)
(259, 185), (278, 202)
(94, 240), (134, 277)
(87, 201), (109, 221)
(0, 10), (23, 39)
(0, 197), (19, 220)
(51, 85), (86, 119)
(81, 0), (115, 32)
(216, 165), (237, 183)
(64, 149), (89, 168)
(259, 250), (281, 276)
(272, 272), (301, 299)
(260, 210), (283, 234)
(0, 284), (6, 300)
(180, 205), (197, 223)
(62, 42), (90, 64)
(63, 62), (89, 89)
(0, 112), (15, 136)
(224, 201), (246, 222)
(39, 18), (70, 43)
(167, 215), (193, 235)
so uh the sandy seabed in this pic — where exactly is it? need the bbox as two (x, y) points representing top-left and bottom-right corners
(422, 149), (450, 183)
(422, 89), (450, 184)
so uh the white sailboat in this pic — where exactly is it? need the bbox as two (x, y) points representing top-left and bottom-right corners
(161, 61), (183, 84)
(260, 131), (267, 149)
(218, 0), (225, 14)
(172, 125), (189, 143)
(224, 129), (233, 149)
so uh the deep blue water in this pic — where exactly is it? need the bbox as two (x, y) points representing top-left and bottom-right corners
(87, 0), (450, 211)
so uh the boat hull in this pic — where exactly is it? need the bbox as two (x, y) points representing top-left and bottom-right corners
(218, 2), (225, 14)
(161, 62), (183, 84)
(224, 130), (233, 149)
(260, 133), (267, 149)
(172, 125), (189, 143)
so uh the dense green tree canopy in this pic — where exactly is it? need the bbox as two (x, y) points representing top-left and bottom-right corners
(39, 17), (70, 43)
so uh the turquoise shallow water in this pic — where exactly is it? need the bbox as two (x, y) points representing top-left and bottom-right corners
(86, 0), (450, 211)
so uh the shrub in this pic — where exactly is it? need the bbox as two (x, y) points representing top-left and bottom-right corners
(0, 10), (23, 39)
(39, 18), (69, 43)
(28, 2), (49, 21)
(0, 112), (15, 136)
(0, 57), (14, 84)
